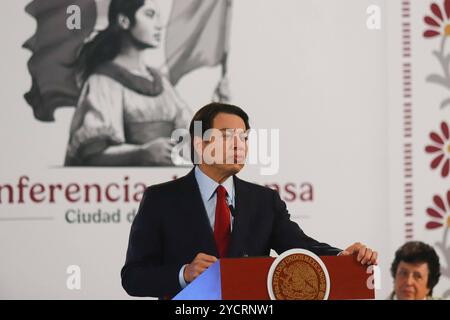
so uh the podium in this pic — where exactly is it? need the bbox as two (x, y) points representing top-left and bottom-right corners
(173, 254), (375, 300)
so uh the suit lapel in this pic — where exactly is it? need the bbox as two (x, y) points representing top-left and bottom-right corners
(227, 176), (254, 257)
(182, 169), (218, 257)
(181, 170), (254, 259)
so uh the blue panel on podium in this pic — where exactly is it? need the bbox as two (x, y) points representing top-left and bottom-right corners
(173, 261), (222, 300)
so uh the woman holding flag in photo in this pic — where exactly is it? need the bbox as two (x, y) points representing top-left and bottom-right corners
(24, 0), (232, 166)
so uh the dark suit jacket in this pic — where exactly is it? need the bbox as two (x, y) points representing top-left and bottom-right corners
(121, 169), (341, 298)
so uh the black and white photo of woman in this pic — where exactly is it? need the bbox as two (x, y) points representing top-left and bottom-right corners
(65, 0), (192, 166)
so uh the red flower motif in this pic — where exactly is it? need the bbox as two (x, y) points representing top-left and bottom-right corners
(425, 122), (450, 178)
(424, 0), (450, 38)
(426, 191), (450, 229)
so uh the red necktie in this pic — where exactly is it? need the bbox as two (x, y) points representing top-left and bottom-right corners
(214, 185), (231, 258)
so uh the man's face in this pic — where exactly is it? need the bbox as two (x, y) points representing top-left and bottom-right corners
(394, 261), (431, 300)
(199, 112), (248, 175)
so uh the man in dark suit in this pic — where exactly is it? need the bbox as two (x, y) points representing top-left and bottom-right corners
(121, 103), (378, 298)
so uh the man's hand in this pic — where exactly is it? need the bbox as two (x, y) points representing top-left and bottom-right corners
(184, 253), (218, 283)
(340, 242), (378, 265)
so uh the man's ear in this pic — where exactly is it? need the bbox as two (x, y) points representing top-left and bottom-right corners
(193, 136), (204, 164)
(117, 14), (131, 30)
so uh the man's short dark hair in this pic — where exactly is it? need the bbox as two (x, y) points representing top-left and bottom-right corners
(390, 241), (441, 295)
(189, 102), (250, 164)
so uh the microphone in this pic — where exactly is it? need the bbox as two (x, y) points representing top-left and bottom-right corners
(228, 204), (237, 218)
(227, 202), (246, 257)
(226, 197), (236, 218)
(226, 197), (237, 217)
